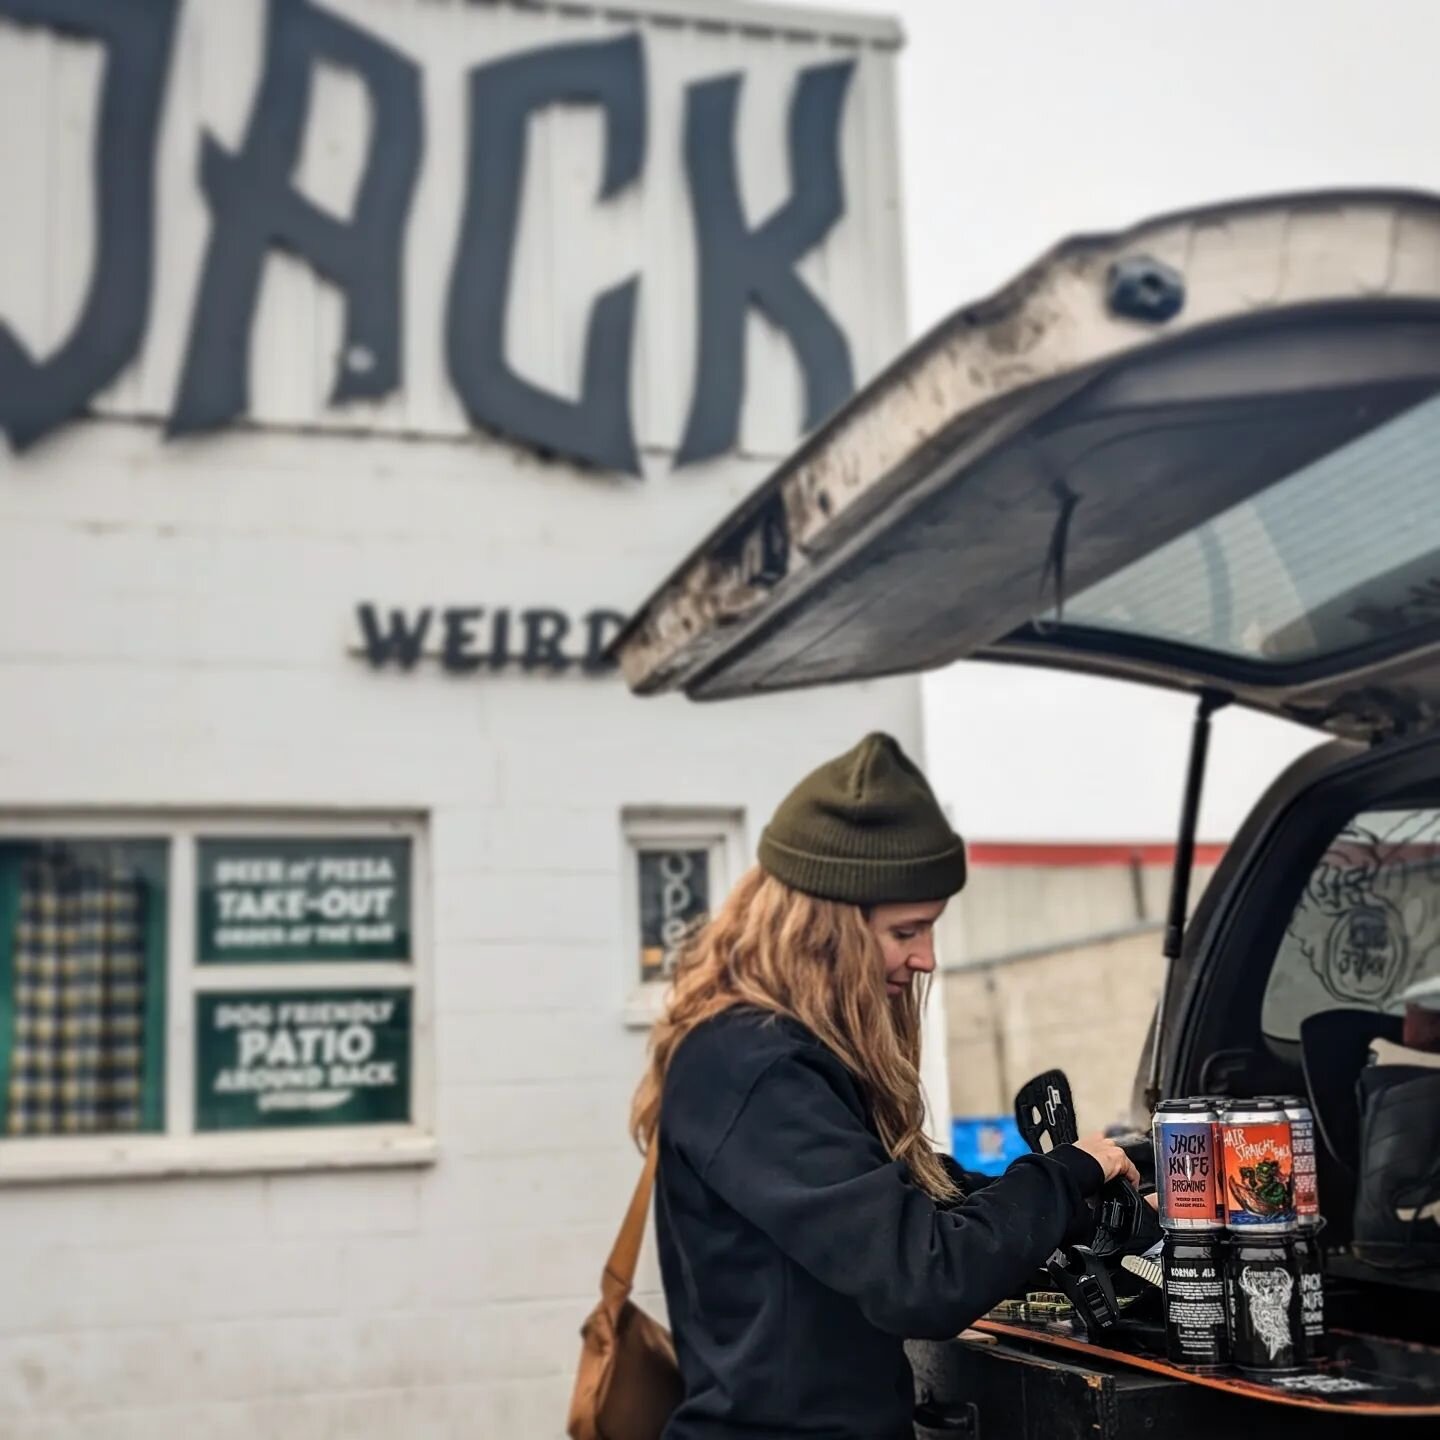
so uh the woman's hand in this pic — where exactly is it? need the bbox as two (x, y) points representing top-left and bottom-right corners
(1072, 1133), (1140, 1188)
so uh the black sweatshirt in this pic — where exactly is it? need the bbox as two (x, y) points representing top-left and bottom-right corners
(655, 1007), (1103, 1440)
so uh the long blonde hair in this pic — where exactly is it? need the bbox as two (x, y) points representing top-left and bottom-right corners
(630, 865), (958, 1202)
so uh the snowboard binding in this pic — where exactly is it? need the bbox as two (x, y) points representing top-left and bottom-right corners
(1011, 1068), (1161, 1341)
(1013, 1068), (1161, 1259)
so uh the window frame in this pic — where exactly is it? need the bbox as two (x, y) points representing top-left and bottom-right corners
(0, 811), (435, 1184)
(620, 808), (745, 1029)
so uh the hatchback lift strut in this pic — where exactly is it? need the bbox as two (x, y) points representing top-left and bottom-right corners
(1145, 690), (1232, 1112)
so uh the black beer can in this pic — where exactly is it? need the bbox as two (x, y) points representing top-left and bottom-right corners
(1161, 1230), (1228, 1369)
(1293, 1228), (1325, 1358)
(1225, 1234), (1305, 1373)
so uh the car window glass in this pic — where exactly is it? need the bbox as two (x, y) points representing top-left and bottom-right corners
(1056, 394), (1440, 665)
(1262, 808), (1440, 1041)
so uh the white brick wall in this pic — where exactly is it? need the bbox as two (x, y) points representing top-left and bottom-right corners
(0, 414), (921, 1428)
(0, 1), (928, 1430)
(0, 404), (933, 1433)
(0, 421), (925, 1438)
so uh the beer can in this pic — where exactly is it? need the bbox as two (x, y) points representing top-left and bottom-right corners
(1293, 1228), (1326, 1358)
(1257, 1095), (1320, 1229)
(1152, 1099), (1224, 1229)
(1225, 1234), (1305, 1373)
(1220, 1101), (1296, 1233)
(1162, 1230), (1228, 1369)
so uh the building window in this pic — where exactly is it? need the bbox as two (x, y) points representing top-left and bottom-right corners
(196, 837), (411, 964)
(0, 839), (167, 1138)
(623, 809), (744, 1026)
(191, 835), (416, 1135)
(637, 848), (712, 983)
(0, 817), (431, 1182)
(194, 987), (412, 1132)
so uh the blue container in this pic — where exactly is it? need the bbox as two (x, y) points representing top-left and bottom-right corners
(951, 1115), (1029, 1175)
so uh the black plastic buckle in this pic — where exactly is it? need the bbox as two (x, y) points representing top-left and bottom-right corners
(1046, 1247), (1121, 1339)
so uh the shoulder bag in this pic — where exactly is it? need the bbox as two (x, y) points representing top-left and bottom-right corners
(567, 1141), (683, 1439)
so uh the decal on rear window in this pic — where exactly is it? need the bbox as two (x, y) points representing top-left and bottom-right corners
(1262, 809), (1440, 1040)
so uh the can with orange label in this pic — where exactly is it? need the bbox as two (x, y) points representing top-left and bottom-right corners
(1257, 1094), (1320, 1229)
(1220, 1101), (1296, 1233)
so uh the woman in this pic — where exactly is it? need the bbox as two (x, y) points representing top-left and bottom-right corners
(632, 733), (1138, 1439)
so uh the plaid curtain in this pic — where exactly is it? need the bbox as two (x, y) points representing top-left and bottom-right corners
(5, 850), (147, 1135)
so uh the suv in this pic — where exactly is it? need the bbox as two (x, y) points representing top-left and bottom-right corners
(616, 190), (1440, 1428)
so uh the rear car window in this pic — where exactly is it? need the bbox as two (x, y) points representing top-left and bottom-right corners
(1262, 808), (1440, 1041)
(1058, 393), (1440, 665)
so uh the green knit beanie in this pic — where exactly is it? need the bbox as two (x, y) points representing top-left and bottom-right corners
(758, 733), (967, 905)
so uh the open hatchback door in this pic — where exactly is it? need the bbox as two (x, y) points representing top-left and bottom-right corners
(618, 192), (1440, 1423)
(617, 191), (1440, 746)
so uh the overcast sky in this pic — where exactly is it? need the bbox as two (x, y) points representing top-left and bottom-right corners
(820, 0), (1440, 840)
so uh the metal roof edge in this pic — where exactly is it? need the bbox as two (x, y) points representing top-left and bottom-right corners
(455, 0), (905, 48)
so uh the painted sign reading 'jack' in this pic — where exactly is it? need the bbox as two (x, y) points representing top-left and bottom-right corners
(0, 0), (862, 472)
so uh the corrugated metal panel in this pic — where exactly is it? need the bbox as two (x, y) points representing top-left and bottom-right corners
(0, 0), (906, 464)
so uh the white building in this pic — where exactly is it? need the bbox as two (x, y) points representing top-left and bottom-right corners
(0, 1), (932, 1434)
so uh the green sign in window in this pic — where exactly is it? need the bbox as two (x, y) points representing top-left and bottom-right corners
(195, 989), (411, 1131)
(197, 837), (411, 963)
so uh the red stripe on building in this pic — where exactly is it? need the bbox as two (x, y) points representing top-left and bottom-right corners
(967, 841), (1228, 868)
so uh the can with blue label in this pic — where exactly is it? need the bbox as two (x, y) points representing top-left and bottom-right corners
(1152, 1099), (1224, 1230)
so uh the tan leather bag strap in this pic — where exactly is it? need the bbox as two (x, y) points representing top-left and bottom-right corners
(601, 1138), (659, 1311)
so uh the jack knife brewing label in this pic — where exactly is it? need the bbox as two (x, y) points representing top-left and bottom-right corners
(1156, 1117), (1224, 1227)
